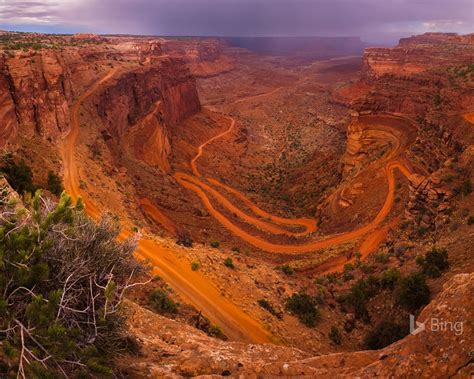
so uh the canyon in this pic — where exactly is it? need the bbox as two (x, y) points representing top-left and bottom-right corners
(0, 31), (473, 377)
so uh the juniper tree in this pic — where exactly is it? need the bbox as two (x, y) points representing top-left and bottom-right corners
(0, 180), (148, 378)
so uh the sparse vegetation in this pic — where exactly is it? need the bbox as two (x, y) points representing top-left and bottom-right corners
(47, 170), (63, 196)
(257, 299), (282, 318)
(224, 257), (234, 269)
(278, 264), (294, 275)
(416, 248), (449, 278)
(176, 232), (193, 247)
(149, 289), (179, 315)
(208, 324), (225, 339)
(380, 268), (402, 289)
(1, 156), (36, 195)
(339, 276), (380, 322)
(210, 239), (220, 248)
(231, 246), (241, 253)
(328, 325), (342, 345)
(364, 321), (408, 350)
(375, 252), (389, 264)
(191, 261), (200, 271)
(395, 273), (430, 311)
(285, 292), (319, 327)
(460, 179), (472, 196)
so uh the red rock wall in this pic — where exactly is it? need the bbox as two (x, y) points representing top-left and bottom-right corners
(95, 58), (200, 138)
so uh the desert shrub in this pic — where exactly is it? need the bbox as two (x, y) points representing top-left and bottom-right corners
(285, 292), (319, 327)
(0, 189), (146, 377)
(231, 246), (240, 253)
(208, 324), (225, 339)
(257, 299), (282, 319)
(360, 263), (374, 274)
(326, 273), (337, 283)
(329, 325), (342, 345)
(149, 289), (178, 315)
(375, 253), (389, 264)
(395, 273), (430, 311)
(210, 239), (220, 248)
(416, 248), (449, 278)
(176, 232), (193, 247)
(278, 264), (294, 275)
(224, 257), (234, 269)
(191, 261), (200, 271)
(344, 263), (354, 272)
(460, 179), (472, 195)
(380, 268), (401, 289)
(364, 321), (408, 350)
(47, 170), (63, 196)
(340, 276), (380, 322)
(468, 216), (474, 225)
(1, 157), (36, 194)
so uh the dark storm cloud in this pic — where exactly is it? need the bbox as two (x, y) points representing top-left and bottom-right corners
(1, 0), (472, 43)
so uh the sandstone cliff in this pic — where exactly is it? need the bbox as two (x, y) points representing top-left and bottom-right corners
(94, 58), (200, 171)
(0, 37), (201, 150)
(363, 33), (474, 79)
(162, 38), (234, 77)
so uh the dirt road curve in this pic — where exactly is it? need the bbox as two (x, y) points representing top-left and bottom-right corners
(61, 70), (274, 344)
(191, 116), (235, 177)
(176, 114), (414, 254)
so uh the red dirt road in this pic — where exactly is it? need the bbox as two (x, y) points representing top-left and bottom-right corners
(175, 114), (414, 254)
(61, 70), (274, 344)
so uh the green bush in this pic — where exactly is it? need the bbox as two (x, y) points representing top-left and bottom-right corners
(47, 170), (63, 196)
(224, 257), (234, 269)
(0, 189), (145, 377)
(344, 263), (354, 272)
(461, 179), (472, 196)
(278, 264), (294, 275)
(340, 277), (380, 322)
(231, 246), (241, 253)
(468, 216), (474, 225)
(416, 248), (449, 278)
(149, 289), (178, 315)
(176, 232), (193, 247)
(1, 157), (36, 194)
(191, 261), (200, 271)
(364, 321), (408, 350)
(210, 240), (220, 248)
(285, 292), (319, 327)
(375, 253), (389, 264)
(380, 268), (401, 289)
(329, 325), (342, 345)
(208, 324), (225, 339)
(395, 273), (430, 311)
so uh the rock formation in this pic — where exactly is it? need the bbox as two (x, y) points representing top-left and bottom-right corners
(405, 170), (454, 228)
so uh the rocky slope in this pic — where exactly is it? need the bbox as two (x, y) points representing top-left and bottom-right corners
(122, 272), (473, 377)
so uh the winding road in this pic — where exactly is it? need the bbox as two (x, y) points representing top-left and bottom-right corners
(61, 68), (419, 343)
(174, 114), (414, 254)
(61, 70), (274, 344)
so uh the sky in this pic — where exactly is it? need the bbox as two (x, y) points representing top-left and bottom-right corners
(0, 0), (472, 44)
